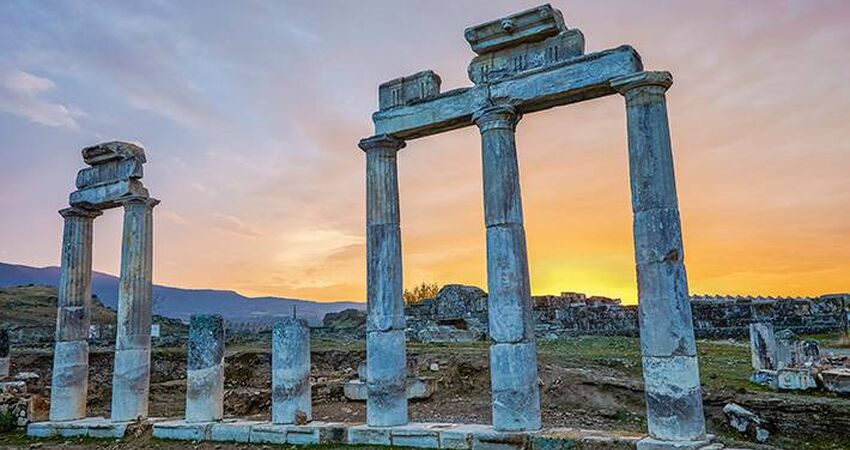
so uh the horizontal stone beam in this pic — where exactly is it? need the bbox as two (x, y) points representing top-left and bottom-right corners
(372, 45), (642, 140)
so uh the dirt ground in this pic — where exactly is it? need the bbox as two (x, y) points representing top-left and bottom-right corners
(2, 337), (849, 450)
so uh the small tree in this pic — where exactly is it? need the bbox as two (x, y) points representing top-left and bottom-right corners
(403, 282), (440, 306)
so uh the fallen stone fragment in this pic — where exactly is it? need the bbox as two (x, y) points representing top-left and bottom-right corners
(819, 368), (850, 394)
(723, 403), (770, 443)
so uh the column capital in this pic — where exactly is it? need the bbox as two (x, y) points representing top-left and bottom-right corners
(59, 206), (102, 219)
(120, 196), (161, 209)
(359, 134), (406, 154)
(611, 71), (673, 96)
(472, 104), (521, 133)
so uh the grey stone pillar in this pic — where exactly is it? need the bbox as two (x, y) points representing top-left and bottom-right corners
(358, 134), (408, 427)
(472, 105), (541, 432)
(111, 196), (158, 422)
(612, 71), (708, 449)
(272, 318), (311, 424)
(50, 206), (101, 422)
(0, 329), (9, 379)
(185, 314), (225, 423)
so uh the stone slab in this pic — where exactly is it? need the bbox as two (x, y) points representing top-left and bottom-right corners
(250, 423), (289, 444)
(635, 436), (714, 450)
(69, 179), (149, 209)
(464, 4), (566, 55)
(27, 417), (130, 439)
(776, 367), (817, 391)
(152, 419), (212, 441)
(348, 424), (392, 445)
(372, 46), (642, 139)
(820, 368), (850, 394)
(210, 419), (263, 443)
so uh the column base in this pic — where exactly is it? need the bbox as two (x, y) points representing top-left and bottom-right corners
(636, 435), (716, 450)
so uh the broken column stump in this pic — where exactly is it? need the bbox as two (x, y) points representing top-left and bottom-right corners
(186, 314), (225, 423)
(272, 318), (311, 425)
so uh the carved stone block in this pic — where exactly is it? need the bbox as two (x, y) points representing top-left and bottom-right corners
(378, 70), (441, 110)
(464, 4), (566, 55)
(468, 29), (584, 84)
(81, 141), (145, 166)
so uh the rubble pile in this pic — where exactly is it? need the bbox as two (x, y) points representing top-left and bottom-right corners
(749, 322), (850, 394)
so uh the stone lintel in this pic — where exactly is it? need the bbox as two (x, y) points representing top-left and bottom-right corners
(69, 179), (150, 210)
(464, 4), (566, 55)
(373, 46), (643, 139)
(468, 29), (585, 84)
(81, 141), (146, 166)
(75, 158), (144, 190)
(611, 71), (673, 95)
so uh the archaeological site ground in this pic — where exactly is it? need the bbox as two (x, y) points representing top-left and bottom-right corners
(0, 3), (848, 450)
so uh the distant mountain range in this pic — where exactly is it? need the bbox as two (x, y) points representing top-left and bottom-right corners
(0, 262), (364, 326)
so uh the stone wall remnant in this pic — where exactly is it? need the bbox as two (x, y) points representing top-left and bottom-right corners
(0, 329), (9, 379)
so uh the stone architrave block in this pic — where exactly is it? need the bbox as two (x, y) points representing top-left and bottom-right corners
(489, 342), (541, 431)
(69, 179), (149, 209)
(75, 158), (144, 189)
(749, 322), (777, 371)
(641, 356), (706, 442)
(468, 29), (584, 84)
(486, 225), (534, 344)
(379, 70), (442, 110)
(464, 4), (566, 55)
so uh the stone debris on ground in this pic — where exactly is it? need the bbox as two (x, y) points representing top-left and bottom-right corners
(722, 403), (770, 444)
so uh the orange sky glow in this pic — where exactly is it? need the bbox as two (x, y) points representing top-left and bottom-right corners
(0, 1), (848, 304)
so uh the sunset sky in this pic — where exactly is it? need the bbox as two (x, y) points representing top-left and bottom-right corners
(0, 0), (848, 304)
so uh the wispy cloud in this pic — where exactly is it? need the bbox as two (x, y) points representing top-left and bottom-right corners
(0, 69), (83, 129)
(211, 213), (264, 237)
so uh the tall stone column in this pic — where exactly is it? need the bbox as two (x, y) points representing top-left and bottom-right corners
(358, 135), (407, 427)
(50, 206), (102, 422)
(272, 318), (312, 424)
(185, 314), (225, 423)
(473, 105), (541, 432)
(111, 196), (159, 422)
(612, 71), (708, 449)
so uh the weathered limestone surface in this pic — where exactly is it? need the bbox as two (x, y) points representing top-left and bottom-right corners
(373, 46), (641, 139)
(464, 4), (566, 55)
(272, 318), (312, 424)
(474, 105), (540, 432)
(613, 71), (706, 446)
(0, 329), (9, 379)
(186, 314), (225, 423)
(360, 135), (408, 427)
(111, 197), (159, 422)
(379, 71), (442, 110)
(50, 207), (101, 422)
(749, 323), (777, 371)
(70, 141), (149, 209)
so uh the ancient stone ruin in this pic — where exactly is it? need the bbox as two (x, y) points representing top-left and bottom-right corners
(749, 322), (850, 394)
(30, 141), (158, 433)
(24, 4), (776, 449)
(358, 4), (710, 448)
(0, 329), (9, 380)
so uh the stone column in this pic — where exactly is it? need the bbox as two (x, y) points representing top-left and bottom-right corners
(0, 329), (9, 379)
(472, 105), (541, 432)
(50, 206), (101, 422)
(185, 314), (225, 423)
(358, 135), (408, 427)
(272, 318), (311, 424)
(612, 71), (708, 449)
(111, 196), (159, 422)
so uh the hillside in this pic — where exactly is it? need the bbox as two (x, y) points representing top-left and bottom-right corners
(0, 262), (364, 325)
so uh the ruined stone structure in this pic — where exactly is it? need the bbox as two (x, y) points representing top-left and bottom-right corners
(186, 315), (225, 423)
(406, 287), (849, 341)
(359, 5), (709, 447)
(43, 141), (158, 426)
